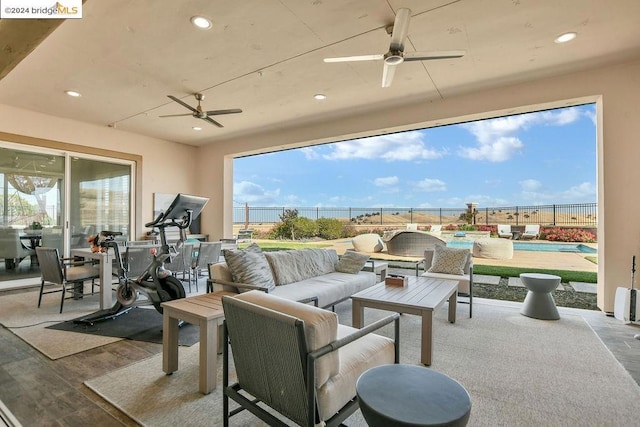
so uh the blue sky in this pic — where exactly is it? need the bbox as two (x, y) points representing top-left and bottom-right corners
(234, 104), (596, 209)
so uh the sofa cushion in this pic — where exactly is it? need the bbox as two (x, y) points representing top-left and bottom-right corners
(335, 251), (370, 274)
(223, 244), (275, 292)
(234, 290), (339, 389)
(265, 248), (338, 286)
(427, 245), (469, 275)
(316, 324), (395, 421)
(271, 271), (376, 308)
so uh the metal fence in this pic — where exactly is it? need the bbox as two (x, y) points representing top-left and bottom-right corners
(233, 203), (597, 227)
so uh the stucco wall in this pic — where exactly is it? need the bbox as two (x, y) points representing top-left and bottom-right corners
(196, 58), (640, 313)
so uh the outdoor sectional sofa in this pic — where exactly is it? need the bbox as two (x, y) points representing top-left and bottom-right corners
(208, 244), (376, 309)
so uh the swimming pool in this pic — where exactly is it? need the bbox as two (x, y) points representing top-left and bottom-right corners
(446, 241), (597, 254)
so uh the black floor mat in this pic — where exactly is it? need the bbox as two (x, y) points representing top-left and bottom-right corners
(46, 306), (199, 346)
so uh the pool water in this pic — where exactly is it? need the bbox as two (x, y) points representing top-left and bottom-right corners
(446, 241), (597, 254)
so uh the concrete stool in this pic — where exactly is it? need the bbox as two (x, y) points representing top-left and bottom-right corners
(520, 273), (561, 320)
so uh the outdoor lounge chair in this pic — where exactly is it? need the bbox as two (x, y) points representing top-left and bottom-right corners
(497, 224), (512, 239)
(521, 224), (540, 240)
(221, 290), (399, 427)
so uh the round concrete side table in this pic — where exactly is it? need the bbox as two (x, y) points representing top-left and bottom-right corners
(356, 364), (471, 427)
(519, 273), (561, 320)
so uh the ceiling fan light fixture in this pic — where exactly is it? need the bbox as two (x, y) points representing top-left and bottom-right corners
(313, 94), (327, 100)
(554, 32), (577, 43)
(65, 90), (81, 97)
(190, 16), (212, 29)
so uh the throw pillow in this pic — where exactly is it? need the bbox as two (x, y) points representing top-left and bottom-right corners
(335, 250), (370, 274)
(223, 244), (275, 292)
(427, 245), (469, 275)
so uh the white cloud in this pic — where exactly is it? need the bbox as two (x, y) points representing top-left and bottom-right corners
(519, 179), (542, 191)
(323, 132), (447, 162)
(414, 178), (447, 192)
(458, 136), (524, 162)
(458, 107), (587, 162)
(300, 147), (320, 160)
(234, 181), (281, 206)
(374, 176), (399, 187)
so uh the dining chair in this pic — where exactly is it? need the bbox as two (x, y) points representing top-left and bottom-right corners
(190, 241), (222, 292)
(36, 246), (100, 313)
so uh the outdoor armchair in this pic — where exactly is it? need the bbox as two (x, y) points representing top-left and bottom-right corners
(415, 246), (474, 317)
(221, 290), (399, 427)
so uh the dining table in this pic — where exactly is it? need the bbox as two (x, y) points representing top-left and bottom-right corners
(70, 247), (118, 310)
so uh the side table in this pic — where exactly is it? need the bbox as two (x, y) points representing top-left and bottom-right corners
(519, 273), (561, 320)
(356, 364), (471, 426)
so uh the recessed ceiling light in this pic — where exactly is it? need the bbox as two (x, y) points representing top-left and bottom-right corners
(313, 94), (327, 100)
(65, 90), (81, 97)
(554, 32), (577, 44)
(190, 16), (212, 29)
(193, 126), (202, 131)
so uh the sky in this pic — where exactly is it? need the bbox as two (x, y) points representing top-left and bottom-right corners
(233, 104), (596, 209)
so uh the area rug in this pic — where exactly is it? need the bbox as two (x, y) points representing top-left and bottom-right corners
(0, 289), (122, 359)
(47, 306), (200, 346)
(85, 300), (640, 426)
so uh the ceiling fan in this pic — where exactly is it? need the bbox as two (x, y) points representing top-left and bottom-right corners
(323, 8), (465, 88)
(160, 93), (242, 127)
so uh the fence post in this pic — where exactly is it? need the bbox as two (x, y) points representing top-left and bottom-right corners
(245, 203), (249, 229)
(410, 208), (413, 224)
(439, 208), (442, 225)
(380, 208), (383, 225)
(553, 204), (557, 226)
(485, 207), (489, 225)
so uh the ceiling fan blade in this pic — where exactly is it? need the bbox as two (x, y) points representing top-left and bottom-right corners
(324, 54), (384, 63)
(167, 95), (198, 114)
(205, 108), (243, 116)
(202, 116), (223, 128)
(159, 113), (193, 118)
(390, 8), (411, 50)
(381, 62), (398, 88)
(404, 50), (466, 61)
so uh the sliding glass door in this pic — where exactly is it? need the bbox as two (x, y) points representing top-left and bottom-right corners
(69, 157), (131, 250)
(0, 143), (134, 286)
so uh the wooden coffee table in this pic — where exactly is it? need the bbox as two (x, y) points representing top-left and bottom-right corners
(351, 276), (459, 366)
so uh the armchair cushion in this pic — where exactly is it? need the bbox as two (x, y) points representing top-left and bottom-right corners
(223, 243), (275, 292)
(428, 245), (469, 275)
(234, 290), (339, 387)
(316, 324), (395, 421)
(335, 250), (370, 274)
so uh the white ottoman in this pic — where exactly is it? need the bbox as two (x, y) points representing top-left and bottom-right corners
(352, 233), (384, 253)
(472, 238), (513, 259)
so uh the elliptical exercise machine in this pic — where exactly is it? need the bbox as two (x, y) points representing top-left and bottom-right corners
(74, 193), (209, 324)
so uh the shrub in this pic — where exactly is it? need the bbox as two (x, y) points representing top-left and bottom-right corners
(540, 227), (597, 243)
(316, 217), (344, 240)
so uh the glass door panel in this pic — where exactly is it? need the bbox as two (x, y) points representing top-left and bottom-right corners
(0, 146), (64, 282)
(69, 157), (131, 250)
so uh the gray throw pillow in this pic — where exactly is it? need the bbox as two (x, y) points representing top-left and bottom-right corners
(223, 244), (275, 292)
(427, 245), (469, 275)
(335, 251), (370, 274)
